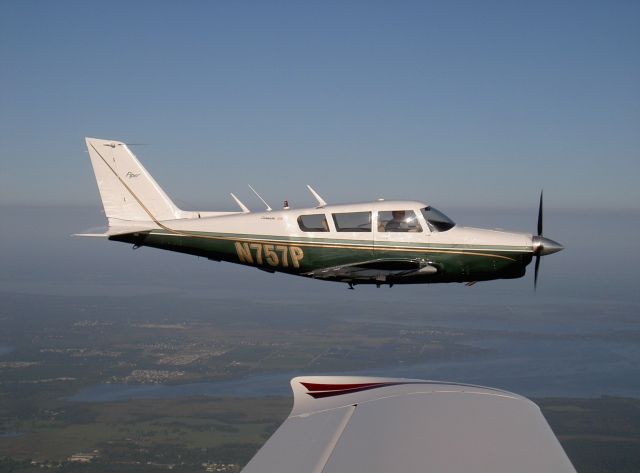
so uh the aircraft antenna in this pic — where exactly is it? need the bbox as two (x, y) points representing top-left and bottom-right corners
(230, 193), (250, 213)
(306, 185), (327, 207)
(248, 185), (272, 211)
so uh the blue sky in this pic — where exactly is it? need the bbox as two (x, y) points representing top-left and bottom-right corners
(1, 0), (638, 210)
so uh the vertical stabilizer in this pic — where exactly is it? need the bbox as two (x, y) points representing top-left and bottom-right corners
(85, 137), (183, 224)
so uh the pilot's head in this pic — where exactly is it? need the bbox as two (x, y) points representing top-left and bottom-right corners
(392, 210), (406, 221)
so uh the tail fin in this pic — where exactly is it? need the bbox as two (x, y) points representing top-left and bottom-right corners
(85, 137), (183, 224)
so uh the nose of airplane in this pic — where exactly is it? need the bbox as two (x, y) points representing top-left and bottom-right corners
(532, 236), (564, 256)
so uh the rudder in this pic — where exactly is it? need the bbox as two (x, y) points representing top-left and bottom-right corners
(85, 137), (182, 224)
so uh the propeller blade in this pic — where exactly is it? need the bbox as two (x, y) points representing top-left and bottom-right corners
(537, 190), (543, 236)
(535, 191), (543, 290)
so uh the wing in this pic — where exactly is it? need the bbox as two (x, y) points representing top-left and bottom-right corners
(304, 259), (437, 283)
(241, 376), (576, 473)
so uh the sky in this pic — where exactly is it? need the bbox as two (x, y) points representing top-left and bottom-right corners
(0, 1), (639, 400)
(1, 0), (639, 211)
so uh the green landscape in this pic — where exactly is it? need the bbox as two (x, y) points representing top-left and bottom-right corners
(1, 291), (639, 472)
(2, 395), (640, 473)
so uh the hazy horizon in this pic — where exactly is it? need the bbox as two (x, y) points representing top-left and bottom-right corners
(2, 204), (639, 400)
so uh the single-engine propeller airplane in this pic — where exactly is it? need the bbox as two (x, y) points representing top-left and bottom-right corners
(79, 137), (563, 288)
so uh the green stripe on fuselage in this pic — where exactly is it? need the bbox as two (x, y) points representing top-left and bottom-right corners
(110, 230), (532, 284)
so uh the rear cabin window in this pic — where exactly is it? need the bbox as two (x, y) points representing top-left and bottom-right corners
(297, 214), (329, 232)
(332, 212), (372, 232)
(378, 210), (422, 232)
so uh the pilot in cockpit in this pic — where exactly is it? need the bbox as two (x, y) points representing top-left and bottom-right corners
(385, 210), (408, 232)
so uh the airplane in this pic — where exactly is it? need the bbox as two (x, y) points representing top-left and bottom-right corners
(241, 375), (576, 473)
(79, 137), (563, 288)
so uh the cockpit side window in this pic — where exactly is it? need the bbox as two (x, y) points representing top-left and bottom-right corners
(420, 206), (455, 232)
(332, 212), (372, 232)
(298, 214), (329, 232)
(378, 210), (423, 232)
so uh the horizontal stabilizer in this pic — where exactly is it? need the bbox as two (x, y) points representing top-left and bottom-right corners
(74, 224), (155, 238)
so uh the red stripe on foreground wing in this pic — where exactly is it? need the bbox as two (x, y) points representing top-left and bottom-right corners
(301, 381), (401, 398)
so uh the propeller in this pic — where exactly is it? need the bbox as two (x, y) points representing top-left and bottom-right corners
(535, 191), (543, 289)
(532, 190), (563, 290)
(534, 244), (542, 290)
(537, 191), (543, 237)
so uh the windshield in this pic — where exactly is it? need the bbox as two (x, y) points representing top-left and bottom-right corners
(420, 206), (455, 232)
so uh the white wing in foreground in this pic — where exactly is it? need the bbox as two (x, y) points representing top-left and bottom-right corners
(241, 376), (576, 473)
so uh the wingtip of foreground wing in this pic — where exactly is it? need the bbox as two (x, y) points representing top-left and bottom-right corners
(289, 375), (531, 417)
(242, 376), (576, 473)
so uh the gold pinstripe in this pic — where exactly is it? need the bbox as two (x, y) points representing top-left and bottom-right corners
(148, 231), (519, 261)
